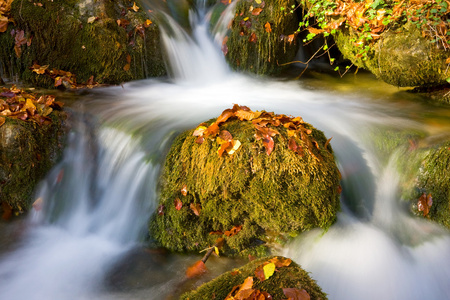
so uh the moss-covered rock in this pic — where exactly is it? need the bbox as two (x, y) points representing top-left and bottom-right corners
(0, 111), (67, 214)
(150, 106), (340, 257)
(0, 0), (165, 88)
(413, 142), (450, 228)
(225, 0), (299, 75)
(180, 256), (327, 300)
(334, 22), (450, 87)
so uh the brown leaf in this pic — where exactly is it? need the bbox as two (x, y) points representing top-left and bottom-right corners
(157, 204), (164, 215)
(0, 116), (5, 127)
(282, 288), (310, 300)
(417, 192), (432, 217)
(252, 8), (263, 15)
(270, 257), (292, 268)
(174, 198), (183, 210)
(324, 137), (332, 149)
(186, 260), (207, 278)
(216, 108), (235, 124)
(204, 122), (220, 138)
(307, 27), (325, 35)
(0, 20), (8, 33)
(218, 141), (232, 157)
(219, 130), (233, 142)
(254, 263), (266, 282)
(235, 109), (261, 121)
(1, 201), (12, 221)
(263, 135), (274, 155)
(190, 203), (201, 216)
(181, 184), (188, 196)
(123, 63), (130, 71)
(225, 225), (242, 237)
(225, 277), (254, 300)
(249, 32), (257, 43)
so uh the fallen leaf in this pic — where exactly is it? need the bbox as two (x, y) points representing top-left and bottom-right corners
(157, 204), (165, 215)
(0, 116), (5, 127)
(174, 198), (183, 210)
(249, 32), (257, 43)
(131, 2), (140, 12)
(204, 122), (220, 138)
(193, 125), (207, 137)
(225, 225), (242, 237)
(227, 139), (241, 155)
(123, 63), (130, 71)
(144, 19), (152, 27)
(283, 288), (310, 300)
(417, 192), (432, 217)
(181, 184), (188, 196)
(264, 22), (272, 33)
(270, 257), (292, 268)
(190, 203), (201, 216)
(225, 277), (254, 300)
(263, 135), (274, 155)
(32, 197), (43, 211)
(252, 7), (263, 15)
(186, 260), (207, 278)
(1, 201), (12, 221)
(263, 262), (275, 280)
(87, 16), (97, 24)
(216, 108), (235, 124)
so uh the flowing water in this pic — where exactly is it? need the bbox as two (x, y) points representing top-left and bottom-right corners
(1, 1), (450, 299)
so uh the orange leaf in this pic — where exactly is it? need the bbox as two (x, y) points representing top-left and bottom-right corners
(186, 260), (207, 278)
(216, 109), (235, 124)
(0, 21), (8, 33)
(283, 288), (310, 300)
(270, 257), (292, 268)
(263, 135), (274, 155)
(307, 27), (325, 35)
(174, 198), (183, 210)
(235, 109), (261, 121)
(204, 122), (220, 138)
(417, 192), (432, 217)
(181, 184), (188, 196)
(123, 63), (130, 71)
(0, 116), (5, 127)
(249, 32), (257, 43)
(190, 203), (201, 216)
(225, 277), (254, 300)
(225, 225), (242, 237)
(264, 22), (272, 33)
(252, 8), (263, 15)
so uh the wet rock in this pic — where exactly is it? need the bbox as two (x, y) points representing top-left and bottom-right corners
(180, 255), (328, 300)
(149, 106), (340, 257)
(0, 0), (165, 88)
(0, 112), (67, 214)
(224, 0), (299, 75)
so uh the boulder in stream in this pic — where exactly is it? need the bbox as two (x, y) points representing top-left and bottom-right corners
(150, 105), (341, 257)
(180, 255), (327, 300)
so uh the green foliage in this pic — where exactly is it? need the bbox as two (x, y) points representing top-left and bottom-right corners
(150, 117), (340, 257)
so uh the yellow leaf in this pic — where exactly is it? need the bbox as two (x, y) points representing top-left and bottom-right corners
(243, 17), (249, 21)
(23, 98), (36, 111)
(87, 16), (96, 24)
(193, 125), (207, 137)
(144, 19), (152, 27)
(255, 0), (261, 3)
(227, 140), (241, 155)
(132, 2), (139, 12)
(263, 262), (275, 280)
(214, 246), (220, 257)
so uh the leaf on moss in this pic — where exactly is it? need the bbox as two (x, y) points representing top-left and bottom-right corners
(417, 192), (432, 217)
(0, 116), (5, 127)
(181, 184), (188, 196)
(264, 22), (272, 33)
(252, 8), (263, 15)
(262, 262), (275, 280)
(193, 125), (207, 137)
(270, 257), (292, 268)
(282, 288), (310, 300)
(225, 276), (254, 300)
(225, 225), (242, 237)
(249, 32), (257, 43)
(227, 139), (241, 155)
(190, 203), (201, 216)
(131, 2), (140, 12)
(157, 204), (165, 215)
(1, 201), (12, 221)
(174, 198), (183, 210)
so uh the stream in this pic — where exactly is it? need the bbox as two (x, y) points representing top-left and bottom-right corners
(1, 1), (450, 299)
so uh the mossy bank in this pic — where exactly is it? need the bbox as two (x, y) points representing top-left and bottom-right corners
(150, 106), (341, 257)
(0, 0), (165, 88)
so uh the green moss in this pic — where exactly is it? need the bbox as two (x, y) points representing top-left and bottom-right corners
(334, 22), (450, 87)
(0, 112), (67, 213)
(180, 256), (327, 300)
(415, 142), (450, 228)
(226, 0), (299, 75)
(150, 117), (340, 257)
(1, 0), (165, 88)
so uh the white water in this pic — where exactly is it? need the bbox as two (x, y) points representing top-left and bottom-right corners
(1, 1), (450, 299)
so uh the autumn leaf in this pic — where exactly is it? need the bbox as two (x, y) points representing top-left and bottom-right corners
(174, 198), (183, 210)
(87, 16), (97, 24)
(264, 22), (272, 33)
(216, 108), (235, 124)
(307, 27), (325, 35)
(219, 130), (233, 142)
(157, 204), (164, 215)
(0, 17), (8, 33)
(417, 192), (432, 217)
(252, 8), (263, 15)
(144, 19), (152, 28)
(131, 2), (140, 12)
(235, 109), (261, 121)
(32, 197), (43, 211)
(193, 125), (207, 137)
(227, 140), (241, 155)
(249, 32), (257, 43)
(225, 277), (254, 300)
(225, 225), (242, 237)
(0, 116), (5, 127)
(263, 262), (275, 280)
(283, 288), (311, 300)
(1, 201), (12, 221)
(263, 135), (274, 155)
(186, 260), (207, 278)
(190, 203), (201, 216)
(181, 184), (188, 196)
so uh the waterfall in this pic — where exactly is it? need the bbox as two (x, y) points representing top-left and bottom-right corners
(1, 1), (450, 299)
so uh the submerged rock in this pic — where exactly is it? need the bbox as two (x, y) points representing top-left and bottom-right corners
(224, 0), (299, 75)
(0, 0), (165, 88)
(180, 256), (327, 300)
(150, 105), (340, 257)
(0, 112), (67, 214)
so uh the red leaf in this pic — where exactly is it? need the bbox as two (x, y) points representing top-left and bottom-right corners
(282, 288), (310, 300)
(186, 260), (207, 278)
(190, 203), (201, 216)
(174, 198), (183, 210)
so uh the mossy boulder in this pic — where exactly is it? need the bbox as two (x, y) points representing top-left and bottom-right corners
(334, 22), (450, 87)
(150, 106), (340, 257)
(412, 141), (450, 228)
(0, 0), (165, 88)
(0, 111), (67, 214)
(180, 256), (327, 300)
(225, 0), (299, 75)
